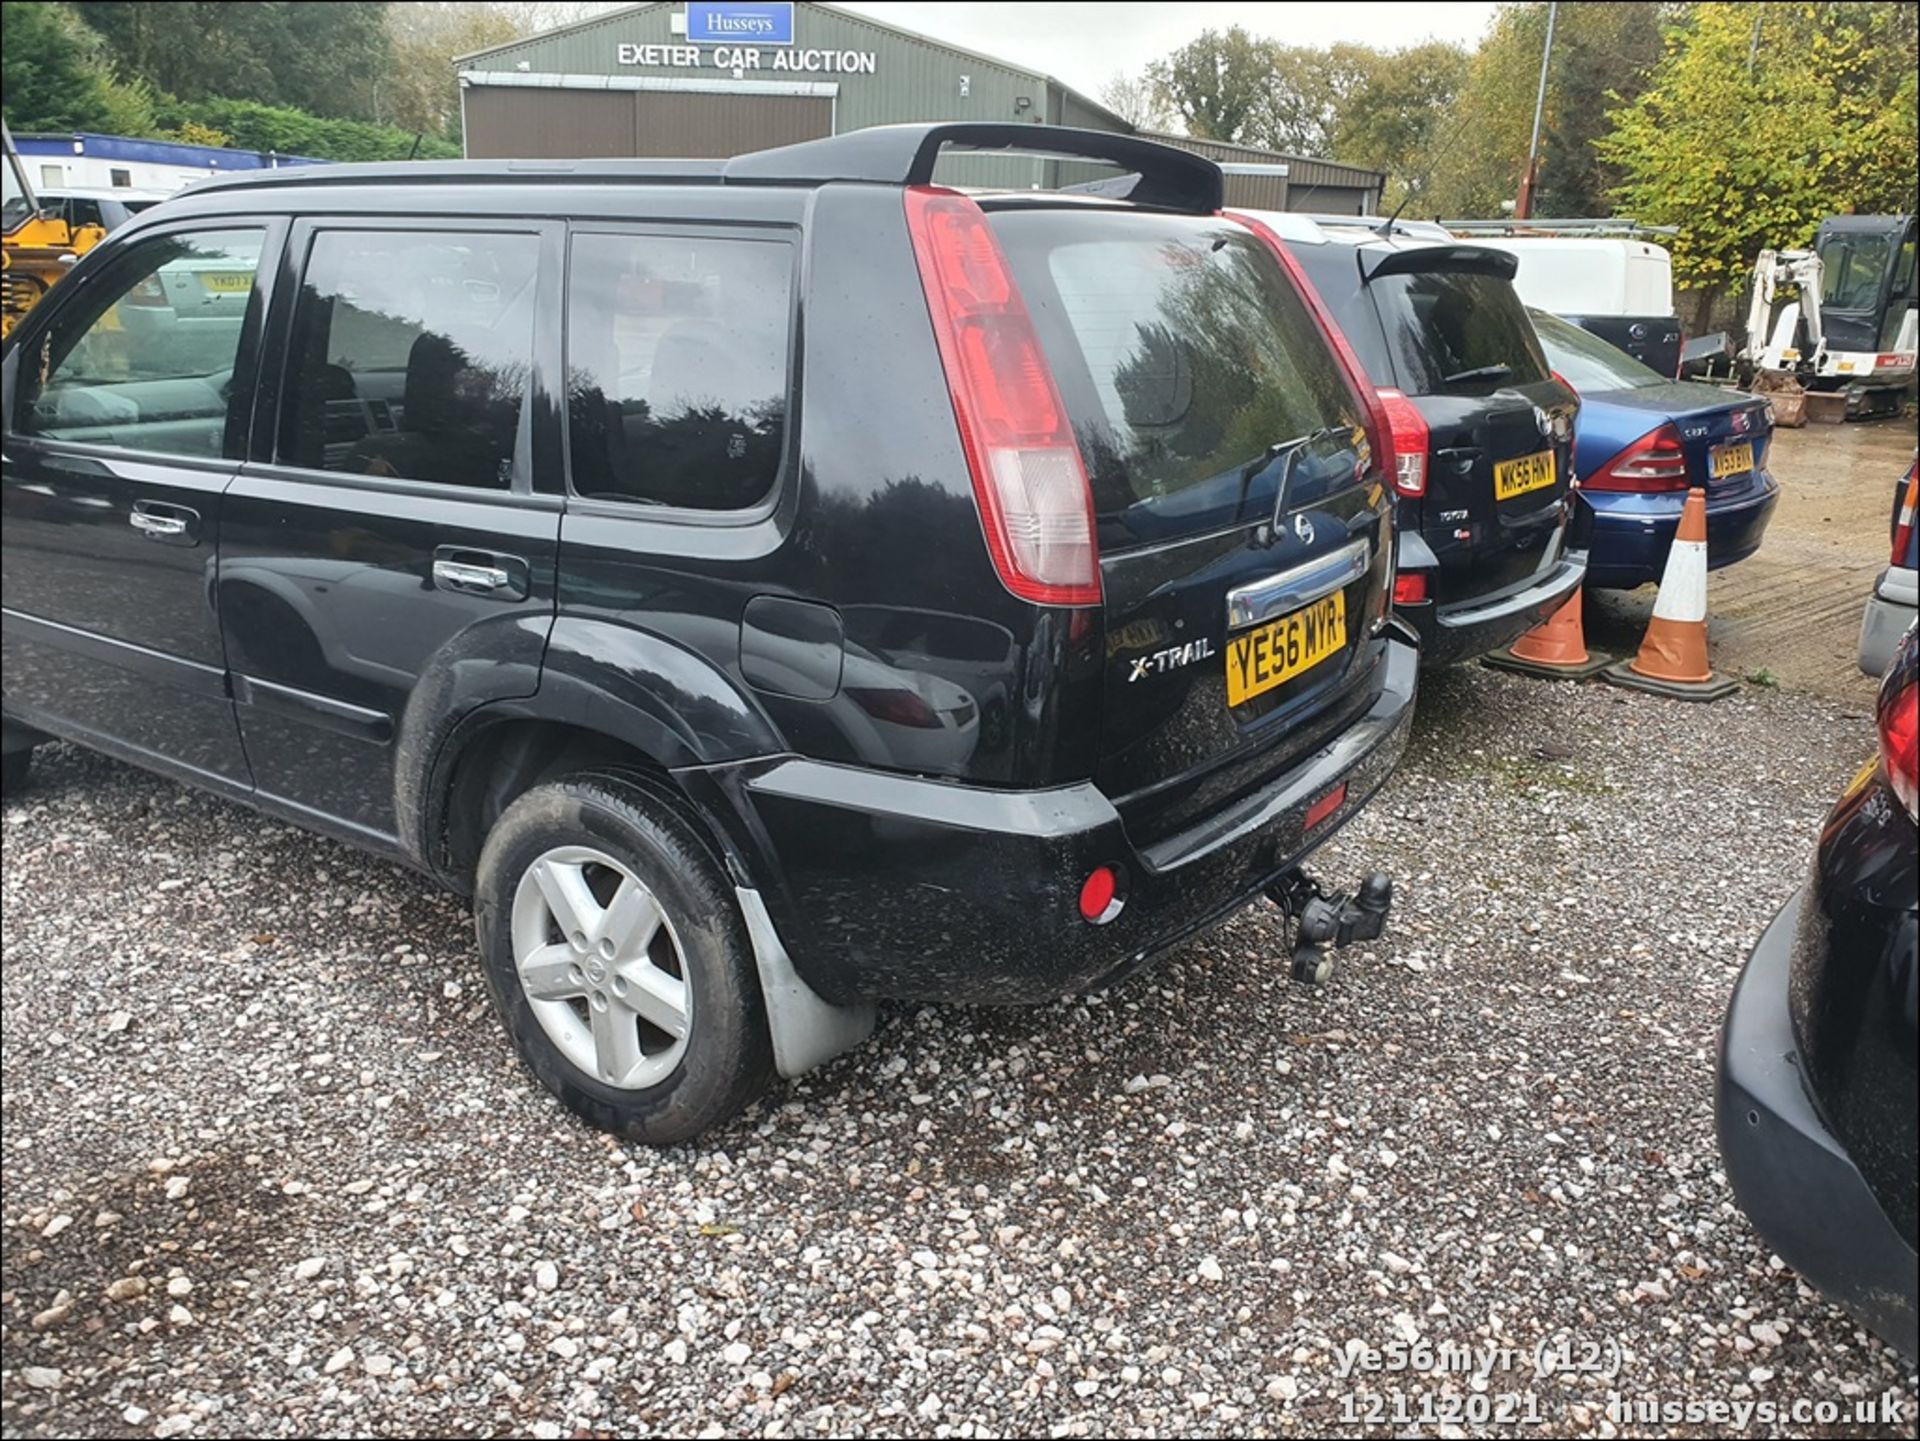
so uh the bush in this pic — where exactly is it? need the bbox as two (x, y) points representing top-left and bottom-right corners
(151, 95), (461, 162)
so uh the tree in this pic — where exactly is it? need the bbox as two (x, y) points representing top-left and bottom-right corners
(1331, 42), (1473, 208)
(384, 2), (524, 137)
(1426, 2), (1667, 220)
(1147, 27), (1275, 143)
(72, 2), (394, 121)
(1601, 1), (1919, 324)
(0, 1), (155, 135)
(1097, 71), (1173, 132)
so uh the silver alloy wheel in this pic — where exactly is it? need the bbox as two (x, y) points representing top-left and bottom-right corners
(509, 844), (692, 1091)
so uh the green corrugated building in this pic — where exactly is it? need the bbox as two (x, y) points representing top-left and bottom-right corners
(456, 1), (1384, 213)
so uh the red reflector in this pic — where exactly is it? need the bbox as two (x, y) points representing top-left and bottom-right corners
(1305, 783), (1347, 831)
(1078, 866), (1120, 923)
(1393, 571), (1430, 605)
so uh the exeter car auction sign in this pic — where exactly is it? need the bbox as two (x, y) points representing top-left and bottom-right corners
(617, 1), (880, 74)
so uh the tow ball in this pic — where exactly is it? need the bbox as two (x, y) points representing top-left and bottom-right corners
(1265, 868), (1394, 985)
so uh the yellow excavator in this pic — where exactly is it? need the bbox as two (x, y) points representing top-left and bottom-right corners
(3, 121), (109, 339)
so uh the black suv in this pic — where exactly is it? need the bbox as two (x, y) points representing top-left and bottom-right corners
(1247, 213), (1586, 663)
(1, 126), (1416, 1143)
(1718, 625), (1917, 1359)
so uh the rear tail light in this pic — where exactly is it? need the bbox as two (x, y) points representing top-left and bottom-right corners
(846, 686), (942, 729)
(1674, 333), (1687, 379)
(1586, 422), (1690, 493)
(1891, 463), (1918, 567)
(122, 274), (170, 308)
(1374, 388), (1429, 497)
(1393, 570), (1430, 605)
(904, 187), (1100, 607)
(1877, 643), (1917, 819)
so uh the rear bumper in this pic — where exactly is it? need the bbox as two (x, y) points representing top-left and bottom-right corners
(1715, 890), (1919, 1360)
(1857, 567), (1917, 677)
(715, 632), (1418, 1005)
(1583, 477), (1779, 590)
(1397, 553), (1587, 666)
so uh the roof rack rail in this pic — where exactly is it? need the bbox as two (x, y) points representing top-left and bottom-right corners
(1442, 217), (1680, 237)
(181, 123), (1224, 213)
(724, 123), (1223, 212)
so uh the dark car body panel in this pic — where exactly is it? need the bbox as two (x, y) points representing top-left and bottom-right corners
(1559, 312), (1682, 378)
(3, 135), (1411, 1009)
(1284, 232), (1583, 662)
(1717, 632), (1919, 1360)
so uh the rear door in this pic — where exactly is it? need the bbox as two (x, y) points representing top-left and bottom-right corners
(1304, 244), (1577, 605)
(990, 208), (1394, 844)
(2, 221), (278, 785)
(218, 218), (563, 843)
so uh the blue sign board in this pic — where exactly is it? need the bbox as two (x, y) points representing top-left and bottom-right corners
(686, 2), (795, 46)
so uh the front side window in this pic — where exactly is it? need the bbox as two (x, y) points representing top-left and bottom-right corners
(1820, 232), (1892, 312)
(278, 229), (540, 488)
(565, 231), (793, 511)
(15, 227), (264, 458)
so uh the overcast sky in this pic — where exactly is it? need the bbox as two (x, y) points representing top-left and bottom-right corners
(834, 2), (1501, 98)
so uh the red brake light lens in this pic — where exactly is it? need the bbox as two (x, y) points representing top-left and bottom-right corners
(905, 187), (1100, 607)
(1374, 388), (1429, 497)
(1586, 422), (1690, 493)
(846, 687), (942, 729)
(1891, 463), (1918, 568)
(1393, 570), (1430, 605)
(1878, 646), (1918, 819)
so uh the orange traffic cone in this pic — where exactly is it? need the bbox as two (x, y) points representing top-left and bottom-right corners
(1484, 586), (1612, 680)
(1602, 488), (1739, 701)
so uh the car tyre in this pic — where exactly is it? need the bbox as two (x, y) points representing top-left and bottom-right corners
(473, 771), (774, 1145)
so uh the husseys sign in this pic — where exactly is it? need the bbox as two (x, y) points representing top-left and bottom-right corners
(618, 2), (879, 74)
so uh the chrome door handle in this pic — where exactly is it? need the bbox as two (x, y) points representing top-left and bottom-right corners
(130, 510), (188, 538)
(432, 558), (511, 593)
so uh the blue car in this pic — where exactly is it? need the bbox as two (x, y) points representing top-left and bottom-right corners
(1531, 309), (1779, 590)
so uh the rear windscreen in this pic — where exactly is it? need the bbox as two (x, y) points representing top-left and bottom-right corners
(1530, 308), (1665, 391)
(1370, 268), (1551, 396)
(990, 209), (1366, 549)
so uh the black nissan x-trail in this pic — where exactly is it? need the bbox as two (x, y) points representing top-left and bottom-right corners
(1, 126), (1416, 1142)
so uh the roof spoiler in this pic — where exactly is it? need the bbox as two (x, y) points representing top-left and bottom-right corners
(1362, 244), (1518, 283)
(723, 123), (1224, 213)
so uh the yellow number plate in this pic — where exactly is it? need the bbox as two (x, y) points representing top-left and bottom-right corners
(1494, 450), (1556, 501)
(1225, 591), (1347, 707)
(199, 273), (254, 293)
(1709, 440), (1753, 478)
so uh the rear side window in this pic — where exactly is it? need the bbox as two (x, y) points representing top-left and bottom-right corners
(1530, 309), (1665, 391)
(1371, 268), (1550, 396)
(992, 210), (1367, 548)
(278, 229), (540, 488)
(565, 231), (793, 511)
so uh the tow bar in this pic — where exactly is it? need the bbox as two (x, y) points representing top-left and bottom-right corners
(1265, 868), (1394, 985)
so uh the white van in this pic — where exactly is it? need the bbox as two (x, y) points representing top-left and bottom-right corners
(1463, 237), (1682, 376)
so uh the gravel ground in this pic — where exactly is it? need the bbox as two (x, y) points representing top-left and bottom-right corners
(3, 664), (1916, 1438)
